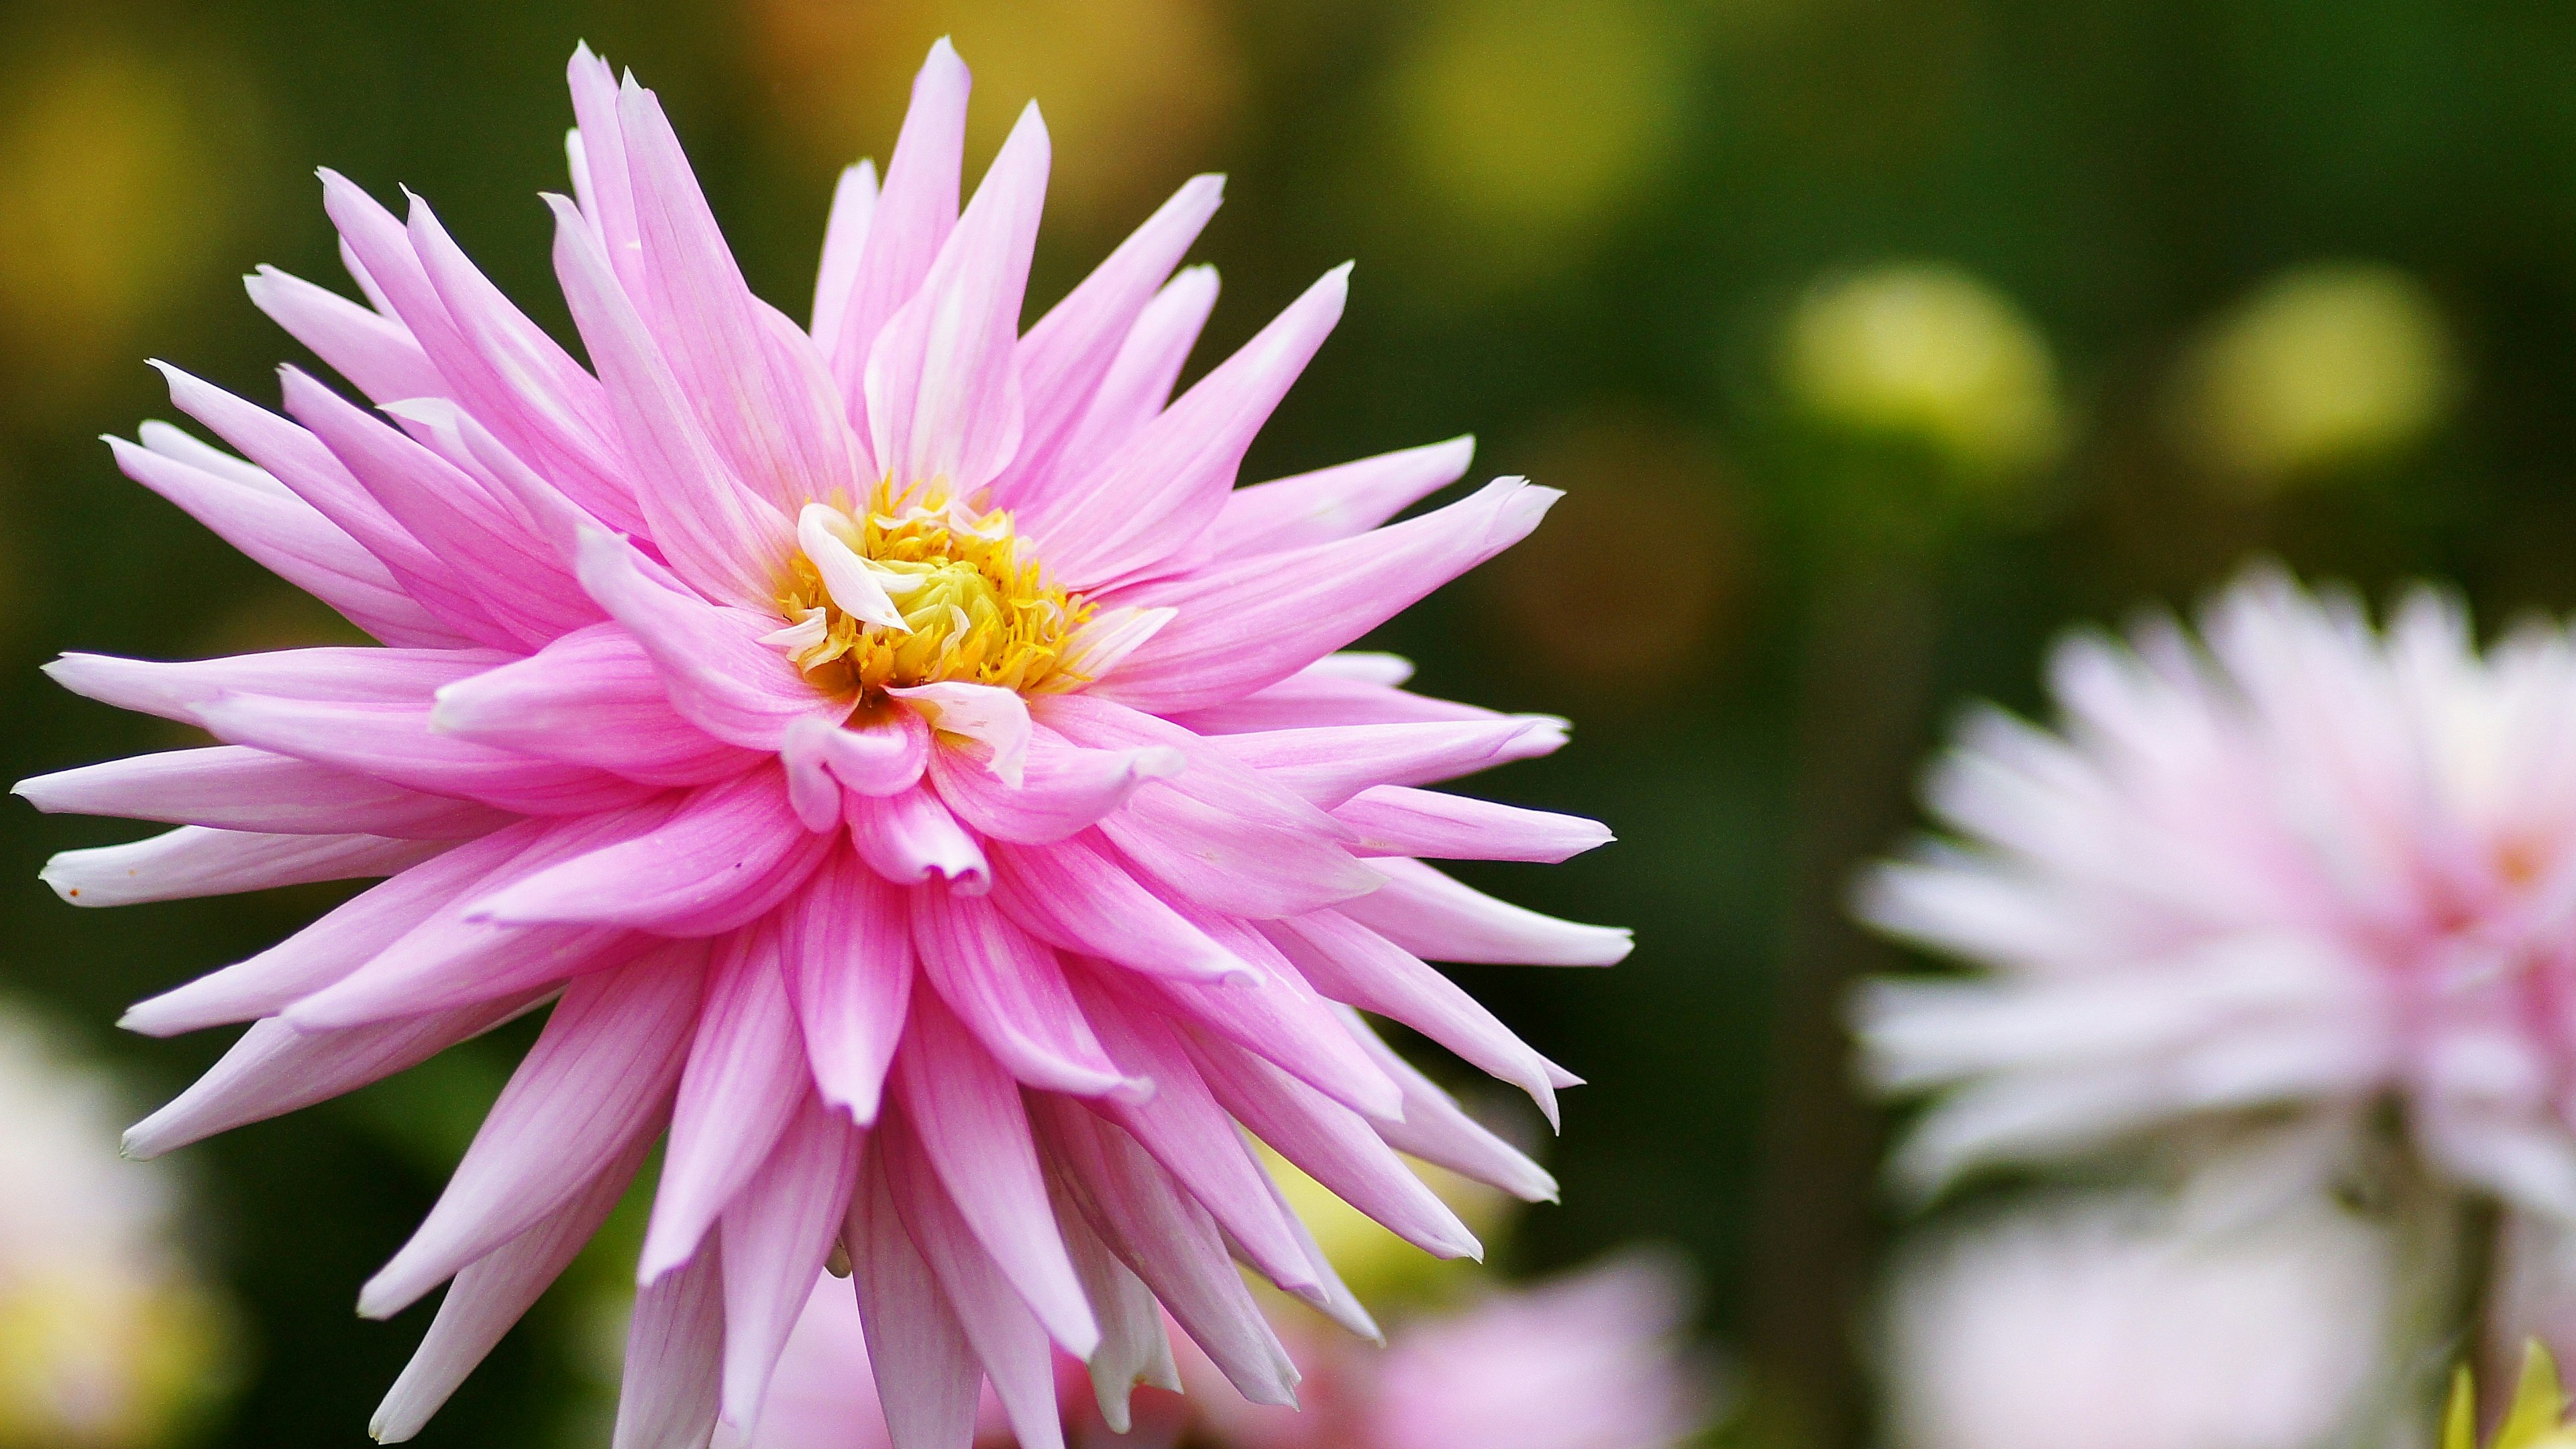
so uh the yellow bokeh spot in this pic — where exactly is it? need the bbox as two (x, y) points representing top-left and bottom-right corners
(2175, 261), (2457, 491)
(2447, 1342), (2576, 1449)
(741, 0), (1244, 238)
(779, 481), (1085, 698)
(0, 1267), (233, 1449)
(1783, 262), (2065, 483)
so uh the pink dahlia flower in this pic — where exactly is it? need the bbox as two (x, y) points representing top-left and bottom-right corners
(21, 40), (1627, 1448)
(1856, 566), (2576, 1211)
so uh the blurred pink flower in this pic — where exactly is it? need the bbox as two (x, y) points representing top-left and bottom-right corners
(743, 1256), (1705, 1449)
(21, 37), (1627, 1449)
(1880, 1194), (2390, 1449)
(1856, 566), (2576, 1212)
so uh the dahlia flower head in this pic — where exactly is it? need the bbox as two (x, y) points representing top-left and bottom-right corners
(1856, 566), (2576, 1214)
(19, 40), (1628, 1449)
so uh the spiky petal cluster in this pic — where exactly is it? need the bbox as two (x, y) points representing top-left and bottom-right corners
(21, 40), (1628, 1449)
(1856, 567), (2576, 1216)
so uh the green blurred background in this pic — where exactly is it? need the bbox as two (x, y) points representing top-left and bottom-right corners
(0, 0), (2564, 1444)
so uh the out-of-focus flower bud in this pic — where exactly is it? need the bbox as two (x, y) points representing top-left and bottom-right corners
(1782, 264), (2065, 487)
(2173, 262), (2458, 491)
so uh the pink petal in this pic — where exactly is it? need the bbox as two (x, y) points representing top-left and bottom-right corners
(42, 828), (447, 909)
(17, 746), (508, 839)
(1340, 1006), (1558, 1203)
(642, 918), (809, 1282)
(613, 1234), (725, 1449)
(1089, 478), (1558, 715)
(547, 193), (792, 607)
(833, 40), (969, 423)
(616, 77), (867, 513)
(359, 941), (706, 1318)
(1207, 717), (1567, 808)
(1098, 786), (1384, 919)
(991, 173), (1224, 507)
(890, 992), (1103, 1356)
(877, 1112), (1071, 1449)
(846, 784), (989, 893)
(784, 851), (914, 1124)
(1178, 1026), (1481, 1260)
(985, 832), (1250, 983)
(1023, 265), (1350, 592)
(244, 264), (445, 406)
(810, 160), (878, 346)
(782, 710), (931, 830)
(1028, 266), (1219, 511)
(371, 1132), (649, 1443)
(1206, 435), (1476, 557)
(431, 626), (765, 788)
(716, 1092), (862, 1426)
(863, 102), (1045, 495)
(1339, 856), (1635, 965)
(470, 765), (833, 936)
(1104, 924), (1401, 1120)
(573, 529), (837, 750)
(927, 729), (1183, 845)
(566, 45), (647, 301)
(1049, 1183), (1181, 1432)
(910, 886), (1142, 1099)
(44, 644), (502, 728)
(846, 1146), (983, 1449)
(123, 987), (551, 1159)
(1334, 785), (1615, 863)
(195, 694), (661, 817)
(1163, 660), (1503, 735)
(892, 681), (1032, 786)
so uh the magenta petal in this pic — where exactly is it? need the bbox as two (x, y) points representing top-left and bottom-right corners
(877, 1111), (1072, 1449)
(847, 1148), (983, 1449)
(985, 833), (1250, 984)
(890, 992), (1103, 1356)
(372, 1133), (649, 1443)
(1334, 785), (1615, 863)
(431, 627), (765, 788)
(573, 529), (837, 750)
(715, 1092), (862, 1426)
(1030, 265), (1220, 512)
(928, 730), (1183, 845)
(910, 886), (1142, 1099)
(17, 745), (509, 840)
(1049, 1179), (1181, 1432)
(1207, 717), (1568, 809)
(1091, 478), (1560, 714)
(810, 160), (878, 347)
(1107, 924), (1403, 1120)
(1163, 660), (1504, 735)
(1340, 855), (1635, 966)
(833, 40), (969, 421)
(612, 1234), (725, 1449)
(196, 693), (660, 817)
(1208, 435), (1477, 557)
(470, 765), (832, 936)
(42, 828), (447, 909)
(358, 941), (705, 1318)
(846, 784), (990, 894)
(1340, 1006), (1559, 1203)
(244, 264), (445, 407)
(45, 644), (502, 728)
(785, 852), (914, 1124)
(642, 918), (808, 1282)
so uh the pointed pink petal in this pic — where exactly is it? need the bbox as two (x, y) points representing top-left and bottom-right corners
(371, 1132), (649, 1442)
(716, 1092), (862, 1426)
(612, 1232), (724, 1449)
(890, 993), (1102, 1356)
(990, 174), (1224, 507)
(1339, 855), (1633, 965)
(44, 644), (500, 728)
(810, 160), (878, 345)
(1024, 265), (1349, 591)
(18, 746), (508, 839)
(1089, 478), (1558, 714)
(360, 941), (706, 1317)
(863, 103), (1046, 494)
(642, 917), (809, 1281)
(846, 1146), (983, 1449)
(431, 627), (764, 788)
(845, 784), (989, 893)
(42, 828), (446, 909)
(910, 887), (1140, 1099)
(1163, 661), (1503, 735)
(470, 765), (832, 936)
(1334, 785), (1614, 863)
(572, 529), (839, 750)
(1207, 435), (1476, 557)
(1340, 1006), (1558, 1203)
(1035, 694), (1360, 841)
(1048, 1185), (1180, 1432)
(1098, 787), (1384, 920)
(244, 264), (445, 407)
(1099, 925), (1401, 1120)
(195, 693), (660, 817)
(566, 45), (647, 301)
(784, 851), (913, 1124)
(928, 730), (1183, 845)
(123, 988), (551, 1160)
(1208, 717), (1566, 808)
(834, 40), (969, 423)
(877, 1112), (1071, 1449)
(1031, 265), (1220, 509)
(985, 832), (1248, 983)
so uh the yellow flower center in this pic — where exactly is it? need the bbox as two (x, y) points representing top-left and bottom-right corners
(777, 480), (1087, 698)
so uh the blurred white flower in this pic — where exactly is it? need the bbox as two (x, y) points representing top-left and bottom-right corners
(0, 1004), (230, 1448)
(1881, 1193), (2391, 1449)
(1855, 566), (2576, 1222)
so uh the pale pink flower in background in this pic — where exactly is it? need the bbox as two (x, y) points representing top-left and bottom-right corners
(743, 1256), (1704, 1449)
(1854, 566), (2576, 1212)
(18, 37), (1627, 1449)
(1880, 1193), (2390, 1449)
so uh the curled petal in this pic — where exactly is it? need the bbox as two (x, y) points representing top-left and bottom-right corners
(929, 732), (1184, 845)
(893, 681), (1031, 786)
(845, 785), (989, 894)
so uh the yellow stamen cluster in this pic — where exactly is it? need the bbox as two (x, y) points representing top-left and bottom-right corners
(778, 480), (1087, 698)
